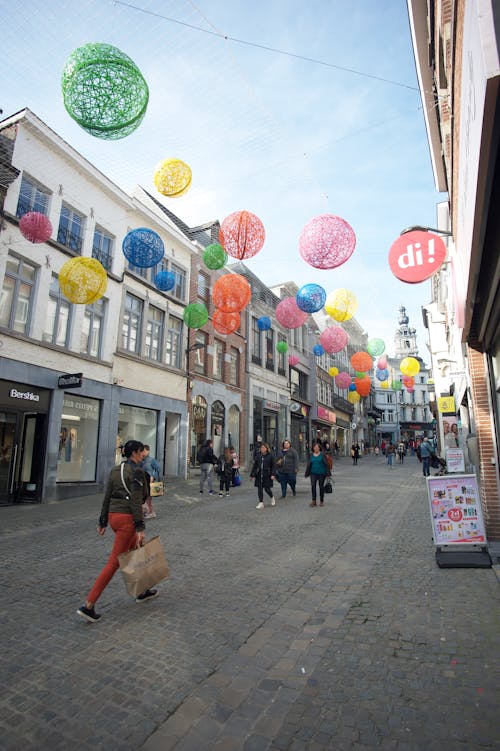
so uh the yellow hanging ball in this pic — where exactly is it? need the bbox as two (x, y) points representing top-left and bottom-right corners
(325, 288), (358, 322)
(329, 366), (339, 377)
(153, 158), (192, 197)
(59, 257), (107, 304)
(380, 381), (389, 389)
(400, 356), (420, 377)
(347, 390), (361, 404)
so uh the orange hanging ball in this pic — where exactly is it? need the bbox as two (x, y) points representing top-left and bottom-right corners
(219, 210), (265, 260)
(351, 351), (373, 373)
(212, 273), (251, 313)
(213, 309), (241, 335)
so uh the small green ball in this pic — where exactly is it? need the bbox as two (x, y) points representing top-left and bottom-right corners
(203, 244), (227, 270)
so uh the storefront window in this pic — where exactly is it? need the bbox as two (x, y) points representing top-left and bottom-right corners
(191, 396), (208, 464)
(117, 404), (157, 458)
(57, 395), (100, 482)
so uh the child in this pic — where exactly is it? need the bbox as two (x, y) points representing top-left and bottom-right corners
(217, 447), (234, 497)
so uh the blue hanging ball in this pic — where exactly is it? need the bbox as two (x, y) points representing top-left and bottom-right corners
(313, 344), (325, 356)
(376, 368), (389, 381)
(296, 283), (326, 313)
(348, 383), (356, 391)
(257, 316), (271, 331)
(154, 270), (175, 292)
(122, 228), (165, 268)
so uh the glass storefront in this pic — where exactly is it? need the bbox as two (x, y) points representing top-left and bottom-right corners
(191, 395), (208, 465)
(117, 404), (157, 464)
(57, 395), (100, 482)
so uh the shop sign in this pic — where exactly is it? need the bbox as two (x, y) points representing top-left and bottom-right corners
(58, 372), (83, 389)
(388, 231), (447, 283)
(317, 406), (336, 423)
(290, 402), (308, 417)
(264, 400), (280, 411)
(438, 395), (456, 413)
(9, 388), (40, 402)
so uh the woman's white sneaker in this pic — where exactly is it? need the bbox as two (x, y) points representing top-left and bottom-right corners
(256, 501), (264, 509)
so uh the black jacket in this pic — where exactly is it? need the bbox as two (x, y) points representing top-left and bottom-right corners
(198, 444), (217, 464)
(250, 452), (276, 487)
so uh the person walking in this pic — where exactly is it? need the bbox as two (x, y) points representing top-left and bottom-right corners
(229, 445), (240, 486)
(275, 439), (299, 498)
(419, 437), (435, 477)
(351, 443), (360, 465)
(77, 440), (158, 623)
(305, 442), (331, 507)
(386, 441), (395, 469)
(141, 444), (160, 519)
(197, 439), (217, 495)
(217, 447), (234, 497)
(250, 442), (277, 509)
(397, 441), (405, 464)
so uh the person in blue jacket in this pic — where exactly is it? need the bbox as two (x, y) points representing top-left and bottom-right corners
(419, 437), (435, 477)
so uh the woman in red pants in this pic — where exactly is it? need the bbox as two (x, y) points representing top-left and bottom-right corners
(77, 440), (158, 623)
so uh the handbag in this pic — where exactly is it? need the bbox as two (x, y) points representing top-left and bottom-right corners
(118, 535), (170, 598)
(323, 477), (333, 494)
(150, 480), (164, 497)
(233, 473), (241, 487)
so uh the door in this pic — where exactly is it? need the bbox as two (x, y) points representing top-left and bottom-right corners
(0, 412), (18, 505)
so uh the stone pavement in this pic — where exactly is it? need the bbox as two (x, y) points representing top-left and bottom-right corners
(1, 454), (499, 751)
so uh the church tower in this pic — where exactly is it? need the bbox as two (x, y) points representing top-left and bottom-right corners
(394, 306), (418, 358)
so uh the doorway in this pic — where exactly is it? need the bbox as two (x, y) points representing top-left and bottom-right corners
(0, 411), (46, 504)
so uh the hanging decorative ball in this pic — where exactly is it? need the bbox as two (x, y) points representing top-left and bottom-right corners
(354, 371), (366, 378)
(211, 273), (251, 313)
(335, 372), (352, 390)
(380, 381), (389, 389)
(313, 344), (325, 357)
(377, 355), (388, 370)
(276, 340), (289, 354)
(153, 158), (192, 197)
(325, 288), (358, 321)
(351, 351), (373, 373)
(61, 43), (149, 139)
(355, 376), (371, 397)
(213, 309), (240, 335)
(367, 338), (385, 357)
(122, 228), (164, 268)
(276, 297), (308, 329)
(288, 354), (300, 367)
(257, 316), (271, 331)
(347, 391), (361, 404)
(203, 243), (227, 270)
(59, 257), (107, 304)
(295, 283), (326, 313)
(348, 383), (356, 392)
(183, 302), (208, 329)
(320, 326), (348, 354)
(400, 356), (420, 377)
(376, 368), (389, 381)
(154, 270), (175, 292)
(392, 380), (403, 391)
(19, 211), (52, 243)
(219, 210), (265, 260)
(406, 386), (415, 393)
(299, 214), (356, 269)
(402, 375), (415, 388)
(329, 366), (339, 377)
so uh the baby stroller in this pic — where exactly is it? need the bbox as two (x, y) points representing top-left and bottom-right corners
(431, 454), (448, 475)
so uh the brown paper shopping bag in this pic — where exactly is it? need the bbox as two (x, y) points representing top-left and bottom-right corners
(118, 536), (169, 598)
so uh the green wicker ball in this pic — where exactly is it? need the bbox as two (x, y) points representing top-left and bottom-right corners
(203, 244), (227, 270)
(62, 43), (149, 139)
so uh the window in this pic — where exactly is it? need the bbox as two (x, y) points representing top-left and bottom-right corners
(252, 317), (262, 364)
(165, 315), (182, 367)
(411, 408), (417, 421)
(265, 328), (274, 371)
(57, 204), (85, 252)
(92, 227), (114, 270)
(386, 410), (394, 423)
(16, 174), (50, 217)
(122, 293), (143, 353)
(0, 256), (36, 334)
(229, 347), (240, 386)
(43, 275), (72, 346)
(81, 298), (105, 358)
(387, 393), (393, 404)
(193, 332), (208, 374)
(170, 263), (186, 302)
(290, 369), (307, 400)
(213, 340), (224, 379)
(145, 306), (164, 361)
(197, 271), (210, 305)
(58, 395), (100, 482)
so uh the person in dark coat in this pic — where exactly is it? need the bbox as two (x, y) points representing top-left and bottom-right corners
(217, 447), (234, 497)
(275, 439), (299, 498)
(197, 439), (217, 494)
(250, 442), (277, 509)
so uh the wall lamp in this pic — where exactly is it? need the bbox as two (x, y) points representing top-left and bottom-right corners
(186, 341), (207, 353)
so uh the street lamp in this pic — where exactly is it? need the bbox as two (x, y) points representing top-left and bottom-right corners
(400, 225), (453, 236)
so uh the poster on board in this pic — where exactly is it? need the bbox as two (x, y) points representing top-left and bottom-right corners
(445, 448), (465, 473)
(427, 474), (487, 545)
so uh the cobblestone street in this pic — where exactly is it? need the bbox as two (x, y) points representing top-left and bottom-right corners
(1, 454), (499, 750)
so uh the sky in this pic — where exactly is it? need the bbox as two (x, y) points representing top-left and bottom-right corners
(1, 0), (446, 362)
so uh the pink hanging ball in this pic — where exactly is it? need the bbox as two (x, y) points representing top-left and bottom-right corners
(19, 212), (53, 243)
(219, 210), (265, 260)
(335, 372), (352, 390)
(299, 214), (356, 270)
(276, 297), (308, 329)
(319, 326), (348, 354)
(288, 354), (300, 366)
